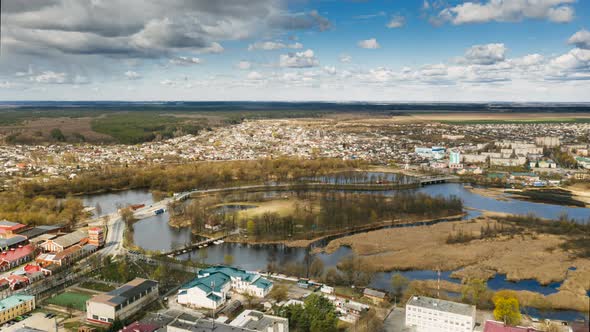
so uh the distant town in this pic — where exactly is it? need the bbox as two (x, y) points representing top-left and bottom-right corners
(0, 112), (587, 332)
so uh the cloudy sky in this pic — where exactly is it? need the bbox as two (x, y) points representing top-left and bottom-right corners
(1, 0), (590, 102)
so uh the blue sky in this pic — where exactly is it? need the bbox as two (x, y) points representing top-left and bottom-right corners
(1, 0), (590, 101)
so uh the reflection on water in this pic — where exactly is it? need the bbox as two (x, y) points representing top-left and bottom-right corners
(83, 181), (590, 320)
(132, 211), (193, 252)
(487, 274), (562, 295)
(305, 172), (416, 185)
(82, 189), (153, 217)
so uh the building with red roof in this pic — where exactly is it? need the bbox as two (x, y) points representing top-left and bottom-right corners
(2, 274), (30, 290)
(483, 320), (542, 332)
(0, 244), (35, 272)
(121, 321), (160, 332)
(0, 220), (27, 238)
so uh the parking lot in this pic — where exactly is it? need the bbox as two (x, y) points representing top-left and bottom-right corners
(1, 312), (66, 332)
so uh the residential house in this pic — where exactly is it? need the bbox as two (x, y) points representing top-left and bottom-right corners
(363, 288), (387, 304)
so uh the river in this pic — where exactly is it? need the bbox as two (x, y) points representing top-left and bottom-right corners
(84, 182), (590, 321)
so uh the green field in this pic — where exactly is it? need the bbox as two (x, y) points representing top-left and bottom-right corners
(45, 291), (93, 311)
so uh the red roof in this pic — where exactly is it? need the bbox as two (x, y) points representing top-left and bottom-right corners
(0, 223), (26, 233)
(24, 263), (42, 274)
(121, 321), (160, 332)
(484, 321), (541, 332)
(0, 244), (34, 263)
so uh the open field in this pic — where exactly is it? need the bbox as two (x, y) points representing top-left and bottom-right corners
(45, 290), (93, 311)
(0, 117), (114, 144)
(408, 112), (590, 124)
(229, 198), (314, 219)
(322, 213), (590, 312)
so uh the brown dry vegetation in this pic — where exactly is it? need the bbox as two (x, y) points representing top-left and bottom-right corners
(0, 117), (113, 143)
(408, 112), (590, 121)
(322, 214), (590, 312)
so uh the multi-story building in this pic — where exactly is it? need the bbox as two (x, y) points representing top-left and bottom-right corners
(535, 136), (560, 148)
(86, 278), (159, 325)
(0, 295), (36, 324)
(177, 266), (273, 310)
(88, 227), (105, 247)
(405, 296), (476, 332)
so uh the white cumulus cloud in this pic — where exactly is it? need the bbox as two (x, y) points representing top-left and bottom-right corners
(568, 29), (590, 50)
(358, 38), (380, 49)
(439, 0), (576, 25)
(279, 49), (319, 68)
(386, 15), (406, 28)
(464, 43), (507, 65)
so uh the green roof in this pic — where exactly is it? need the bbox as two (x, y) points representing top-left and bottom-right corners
(0, 295), (34, 311)
(206, 293), (222, 302)
(198, 266), (257, 282)
(182, 272), (230, 293)
(252, 277), (273, 291)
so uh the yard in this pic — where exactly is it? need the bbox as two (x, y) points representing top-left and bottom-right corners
(45, 290), (93, 311)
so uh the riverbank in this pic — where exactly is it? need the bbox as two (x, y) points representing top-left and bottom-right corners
(466, 186), (509, 200)
(320, 212), (590, 312)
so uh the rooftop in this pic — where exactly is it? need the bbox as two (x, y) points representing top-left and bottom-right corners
(0, 294), (35, 311)
(406, 296), (475, 317)
(19, 225), (62, 239)
(90, 278), (158, 307)
(50, 230), (87, 249)
(483, 320), (542, 332)
(0, 235), (28, 248)
(230, 310), (288, 331)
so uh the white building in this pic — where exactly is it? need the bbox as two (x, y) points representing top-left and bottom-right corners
(86, 278), (158, 325)
(405, 296), (476, 332)
(177, 266), (273, 310)
(230, 310), (289, 332)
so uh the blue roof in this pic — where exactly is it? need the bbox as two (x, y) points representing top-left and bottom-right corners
(252, 277), (273, 291)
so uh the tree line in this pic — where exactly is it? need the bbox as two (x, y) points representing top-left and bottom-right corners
(182, 190), (463, 241)
(19, 157), (365, 197)
(0, 192), (85, 227)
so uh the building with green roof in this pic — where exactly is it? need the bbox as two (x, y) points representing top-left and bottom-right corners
(178, 265), (273, 310)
